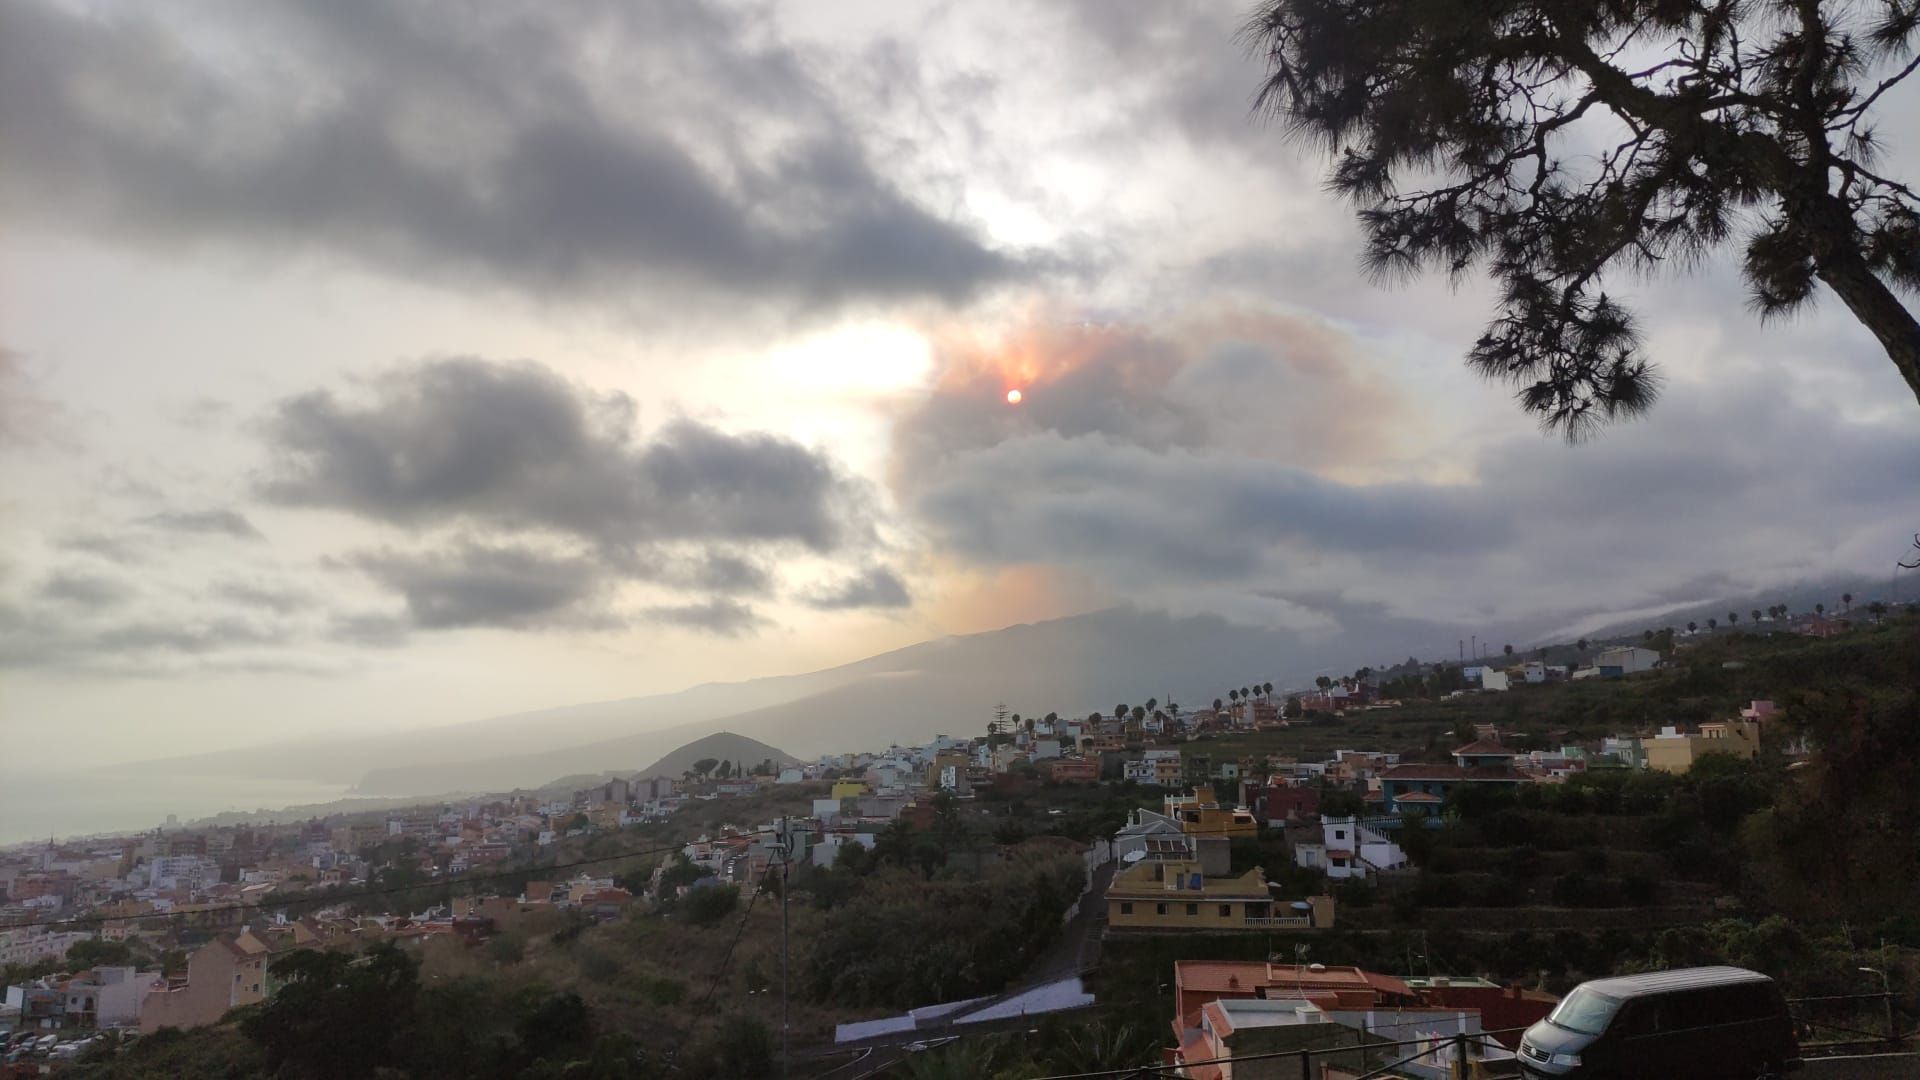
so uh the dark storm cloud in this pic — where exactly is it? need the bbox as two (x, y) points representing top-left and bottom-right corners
(908, 378), (1920, 620)
(346, 543), (614, 631)
(642, 598), (763, 637)
(37, 571), (135, 610)
(800, 566), (913, 611)
(673, 553), (774, 596)
(261, 358), (875, 554)
(915, 433), (1506, 581)
(0, 0), (1017, 314)
(139, 509), (264, 541)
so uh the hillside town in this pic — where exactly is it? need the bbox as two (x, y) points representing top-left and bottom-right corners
(3, 605), (1910, 1076)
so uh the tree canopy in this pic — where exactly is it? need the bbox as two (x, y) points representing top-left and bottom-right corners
(1246, 0), (1920, 436)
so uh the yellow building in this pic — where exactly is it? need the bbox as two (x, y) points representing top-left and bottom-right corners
(1163, 786), (1258, 839)
(1105, 858), (1334, 930)
(830, 779), (870, 800)
(1644, 720), (1761, 773)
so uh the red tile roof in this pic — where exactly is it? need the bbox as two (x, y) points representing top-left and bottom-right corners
(1452, 740), (1515, 756)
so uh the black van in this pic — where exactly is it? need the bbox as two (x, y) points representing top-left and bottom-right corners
(1518, 966), (1802, 1078)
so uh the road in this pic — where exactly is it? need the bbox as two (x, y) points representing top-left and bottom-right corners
(1023, 857), (1116, 986)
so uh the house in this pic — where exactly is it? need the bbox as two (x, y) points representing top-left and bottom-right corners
(1404, 976), (1560, 1050)
(1162, 787), (1257, 839)
(1243, 781), (1320, 825)
(1644, 720), (1761, 773)
(1293, 816), (1407, 879)
(58, 966), (163, 1029)
(1105, 858), (1331, 931)
(1596, 645), (1661, 676)
(1174, 997), (1510, 1080)
(811, 832), (877, 868)
(1376, 742), (1529, 812)
(1479, 669), (1512, 691)
(139, 932), (273, 1032)
(1043, 758), (1098, 784)
(1172, 962), (1421, 1036)
(1112, 809), (1186, 861)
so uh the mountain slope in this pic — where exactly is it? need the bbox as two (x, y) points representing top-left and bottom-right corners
(633, 731), (797, 780)
(349, 605), (1475, 795)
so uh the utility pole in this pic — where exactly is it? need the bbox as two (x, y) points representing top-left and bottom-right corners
(779, 815), (791, 1078)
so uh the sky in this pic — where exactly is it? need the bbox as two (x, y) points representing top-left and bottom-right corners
(3, 0), (1918, 771)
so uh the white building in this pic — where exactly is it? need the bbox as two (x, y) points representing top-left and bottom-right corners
(1293, 816), (1408, 880)
(0, 928), (93, 967)
(1480, 669), (1511, 692)
(810, 833), (877, 868)
(1596, 646), (1661, 675)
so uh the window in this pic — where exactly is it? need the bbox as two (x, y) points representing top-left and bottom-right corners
(1186, 903), (1199, 916)
(1156, 903), (1168, 916)
(1120, 902), (1133, 915)
(1219, 904), (1233, 917)
(1548, 987), (1624, 1036)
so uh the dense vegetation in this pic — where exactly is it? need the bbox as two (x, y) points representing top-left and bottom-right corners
(802, 843), (1085, 1007)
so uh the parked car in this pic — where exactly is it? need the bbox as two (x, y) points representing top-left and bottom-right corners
(1519, 966), (1801, 1078)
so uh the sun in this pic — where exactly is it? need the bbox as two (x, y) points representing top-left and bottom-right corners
(1005, 388), (1023, 405)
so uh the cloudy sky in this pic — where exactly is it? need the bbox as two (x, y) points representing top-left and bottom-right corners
(3, 0), (1918, 769)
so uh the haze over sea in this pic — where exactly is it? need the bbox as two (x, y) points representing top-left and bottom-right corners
(0, 769), (359, 846)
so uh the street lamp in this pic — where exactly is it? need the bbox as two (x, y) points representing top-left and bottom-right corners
(1860, 967), (1895, 1045)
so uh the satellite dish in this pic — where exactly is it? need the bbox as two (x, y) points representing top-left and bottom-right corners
(1122, 850), (1146, 863)
(1291, 901), (1312, 911)
(1308, 963), (1327, 972)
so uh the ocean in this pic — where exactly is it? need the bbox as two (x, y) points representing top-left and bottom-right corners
(0, 768), (363, 846)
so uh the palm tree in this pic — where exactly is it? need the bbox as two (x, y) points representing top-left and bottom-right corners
(1843, 592), (1854, 612)
(1816, 603), (1825, 616)
(1576, 637), (1589, 653)
(1228, 689), (1239, 704)
(1131, 705), (1146, 724)
(1263, 680), (1274, 699)
(1752, 608), (1762, 624)
(1868, 600), (1888, 621)
(1241, 686), (1252, 701)
(1115, 704), (1128, 724)
(1727, 611), (1738, 627)
(1503, 643), (1514, 658)
(1144, 697), (1157, 713)
(1643, 629), (1655, 641)
(1687, 621), (1698, 634)
(1707, 618), (1717, 631)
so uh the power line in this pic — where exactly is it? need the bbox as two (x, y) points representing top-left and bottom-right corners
(665, 871), (770, 1070)
(0, 839), (693, 933)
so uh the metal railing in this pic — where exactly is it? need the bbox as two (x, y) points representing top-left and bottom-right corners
(1787, 991), (1913, 1056)
(1037, 1024), (1535, 1079)
(1028, 995), (1912, 1080)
